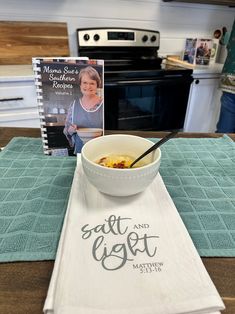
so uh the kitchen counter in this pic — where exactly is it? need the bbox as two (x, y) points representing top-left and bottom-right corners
(192, 62), (223, 80)
(192, 62), (223, 75)
(0, 62), (224, 81)
(0, 64), (34, 82)
(0, 127), (235, 314)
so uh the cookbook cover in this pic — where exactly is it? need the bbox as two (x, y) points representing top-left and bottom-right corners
(32, 57), (104, 156)
(183, 38), (213, 66)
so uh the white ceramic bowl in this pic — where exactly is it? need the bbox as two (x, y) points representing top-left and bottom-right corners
(81, 134), (161, 197)
(77, 128), (103, 144)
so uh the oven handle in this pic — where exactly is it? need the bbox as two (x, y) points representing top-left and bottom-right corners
(105, 78), (184, 86)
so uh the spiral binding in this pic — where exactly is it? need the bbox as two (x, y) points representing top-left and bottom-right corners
(32, 58), (49, 153)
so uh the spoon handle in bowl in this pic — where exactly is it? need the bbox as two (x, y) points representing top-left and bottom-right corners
(130, 131), (178, 168)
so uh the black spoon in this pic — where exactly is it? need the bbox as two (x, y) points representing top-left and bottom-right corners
(129, 131), (178, 168)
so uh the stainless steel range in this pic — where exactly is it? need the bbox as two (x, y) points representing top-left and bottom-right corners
(77, 28), (193, 131)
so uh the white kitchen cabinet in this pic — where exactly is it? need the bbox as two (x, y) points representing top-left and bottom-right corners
(183, 74), (222, 132)
(0, 75), (40, 128)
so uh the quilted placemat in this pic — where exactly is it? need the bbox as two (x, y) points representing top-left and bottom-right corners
(0, 137), (76, 262)
(0, 135), (234, 262)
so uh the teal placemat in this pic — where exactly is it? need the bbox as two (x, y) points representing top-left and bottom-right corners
(0, 137), (76, 262)
(0, 135), (235, 262)
(157, 135), (235, 257)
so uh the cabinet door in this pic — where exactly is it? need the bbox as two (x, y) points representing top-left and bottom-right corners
(0, 81), (40, 128)
(183, 77), (222, 132)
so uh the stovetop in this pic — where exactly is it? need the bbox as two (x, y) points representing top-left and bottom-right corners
(76, 28), (193, 76)
(102, 57), (162, 71)
(104, 61), (193, 79)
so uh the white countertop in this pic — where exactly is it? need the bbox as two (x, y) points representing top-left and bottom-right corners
(192, 62), (223, 78)
(0, 62), (224, 82)
(0, 65), (34, 82)
(193, 63), (223, 74)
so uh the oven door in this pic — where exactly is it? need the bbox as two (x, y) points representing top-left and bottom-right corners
(104, 73), (193, 131)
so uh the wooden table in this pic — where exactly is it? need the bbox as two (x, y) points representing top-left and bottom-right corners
(0, 127), (235, 314)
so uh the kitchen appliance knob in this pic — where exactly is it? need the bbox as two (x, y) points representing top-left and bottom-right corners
(93, 34), (100, 41)
(195, 79), (200, 84)
(142, 35), (148, 42)
(151, 35), (157, 42)
(83, 34), (90, 41)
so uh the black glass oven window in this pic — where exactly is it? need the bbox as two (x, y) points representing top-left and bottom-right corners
(104, 78), (191, 131)
(118, 85), (159, 129)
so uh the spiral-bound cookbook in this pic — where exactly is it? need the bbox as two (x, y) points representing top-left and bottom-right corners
(32, 57), (104, 156)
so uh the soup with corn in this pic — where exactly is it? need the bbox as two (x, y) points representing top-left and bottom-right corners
(95, 154), (146, 169)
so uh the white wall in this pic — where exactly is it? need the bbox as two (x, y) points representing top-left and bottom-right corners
(0, 0), (234, 57)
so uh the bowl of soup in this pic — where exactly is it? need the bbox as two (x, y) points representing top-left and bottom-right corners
(81, 134), (161, 197)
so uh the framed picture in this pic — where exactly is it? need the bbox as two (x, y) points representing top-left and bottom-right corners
(183, 38), (213, 66)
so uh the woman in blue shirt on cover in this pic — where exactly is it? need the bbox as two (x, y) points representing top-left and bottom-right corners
(63, 66), (103, 154)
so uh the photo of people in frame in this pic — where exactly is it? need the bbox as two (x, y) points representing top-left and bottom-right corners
(183, 38), (213, 66)
(195, 39), (212, 65)
(183, 38), (197, 64)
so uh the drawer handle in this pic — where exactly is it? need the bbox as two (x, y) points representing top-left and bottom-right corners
(0, 97), (24, 102)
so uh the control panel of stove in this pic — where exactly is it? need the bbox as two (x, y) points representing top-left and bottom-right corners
(77, 28), (160, 47)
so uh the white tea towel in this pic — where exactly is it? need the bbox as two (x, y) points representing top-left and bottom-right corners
(44, 157), (225, 314)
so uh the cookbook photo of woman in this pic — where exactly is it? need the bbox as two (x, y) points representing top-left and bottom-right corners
(63, 65), (104, 154)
